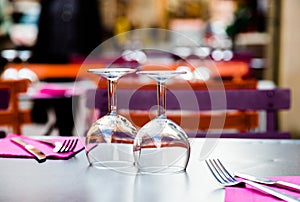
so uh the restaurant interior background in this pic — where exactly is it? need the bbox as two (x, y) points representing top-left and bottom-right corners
(0, 0), (299, 138)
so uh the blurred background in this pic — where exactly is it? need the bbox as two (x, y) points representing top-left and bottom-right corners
(0, 0), (299, 137)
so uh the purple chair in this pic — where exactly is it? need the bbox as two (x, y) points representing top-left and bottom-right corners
(86, 88), (291, 139)
(0, 89), (9, 137)
(0, 89), (9, 110)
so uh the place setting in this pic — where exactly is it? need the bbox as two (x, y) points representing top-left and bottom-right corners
(205, 159), (300, 202)
(0, 133), (84, 163)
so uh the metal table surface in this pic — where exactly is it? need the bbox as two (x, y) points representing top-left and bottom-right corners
(1, 138), (300, 202)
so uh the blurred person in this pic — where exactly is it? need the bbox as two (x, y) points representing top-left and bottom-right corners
(30, 0), (102, 136)
(31, 0), (102, 63)
(8, 0), (40, 49)
(0, 0), (13, 71)
(0, 0), (13, 49)
(226, 0), (252, 49)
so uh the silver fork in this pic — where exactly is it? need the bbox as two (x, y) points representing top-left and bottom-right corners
(205, 159), (300, 202)
(37, 138), (78, 153)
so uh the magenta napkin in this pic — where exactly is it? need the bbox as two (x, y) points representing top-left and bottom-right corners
(0, 134), (85, 160)
(225, 176), (300, 202)
(32, 84), (74, 99)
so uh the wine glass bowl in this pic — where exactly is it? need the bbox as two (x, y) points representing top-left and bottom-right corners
(133, 70), (191, 174)
(18, 50), (32, 63)
(133, 115), (190, 174)
(1, 49), (18, 80)
(85, 68), (138, 170)
(1, 49), (18, 63)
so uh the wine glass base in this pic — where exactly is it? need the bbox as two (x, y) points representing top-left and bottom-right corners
(90, 160), (138, 174)
(137, 166), (186, 175)
(91, 161), (134, 169)
(87, 143), (137, 173)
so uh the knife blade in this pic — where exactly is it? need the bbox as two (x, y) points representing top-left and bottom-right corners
(235, 172), (300, 193)
(11, 137), (47, 163)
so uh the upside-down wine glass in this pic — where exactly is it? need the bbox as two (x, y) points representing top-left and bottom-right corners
(1, 49), (18, 79)
(133, 70), (191, 174)
(86, 68), (137, 170)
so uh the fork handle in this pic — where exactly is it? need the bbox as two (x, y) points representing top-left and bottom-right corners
(276, 181), (300, 193)
(244, 180), (300, 202)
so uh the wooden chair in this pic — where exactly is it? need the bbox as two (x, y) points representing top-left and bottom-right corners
(86, 87), (291, 139)
(0, 79), (31, 134)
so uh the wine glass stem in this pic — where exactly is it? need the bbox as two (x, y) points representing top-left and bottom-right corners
(108, 79), (117, 115)
(157, 81), (166, 117)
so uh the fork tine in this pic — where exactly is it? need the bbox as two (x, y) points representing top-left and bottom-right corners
(205, 159), (227, 184)
(59, 140), (71, 153)
(66, 139), (78, 152)
(65, 139), (73, 152)
(63, 140), (72, 152)
(70, 139), (78, 152)
(58, 139), (78, 153)
(206, 159), (237, 185)
(214, 159), (236, 183)
(210, 159), (231, 183)
(58, 140), (70, 153)
(64, 140), (72, 152)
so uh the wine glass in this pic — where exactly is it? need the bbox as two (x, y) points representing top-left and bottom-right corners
(18, 50), (32, 64)
(1, 49), (18, 80)
(133, 70), (191, 174)
(85, 68), (138, 170)
(1, 49), (18, 64)
(17, 50), (39, 84)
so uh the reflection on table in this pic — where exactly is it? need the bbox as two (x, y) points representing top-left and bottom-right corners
(0, 138), (300, 202)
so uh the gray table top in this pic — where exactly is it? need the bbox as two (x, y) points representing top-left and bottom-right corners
(1, 138), (300, 202)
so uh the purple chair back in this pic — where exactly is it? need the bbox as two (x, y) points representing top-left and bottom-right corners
(86, 88), (291, 139)
(0, 89), (10, 110)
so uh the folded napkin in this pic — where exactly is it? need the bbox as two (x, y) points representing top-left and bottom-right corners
(0, 134), (85, 160)
(225, 176), (300, 202)
(32, 84), (74, 99)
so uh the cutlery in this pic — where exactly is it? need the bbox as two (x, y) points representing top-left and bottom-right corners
(11, 137), (47, 163)
(36, 138), (78, 153)
(206, 159), (300, 202)
(235, 172), (300, 193)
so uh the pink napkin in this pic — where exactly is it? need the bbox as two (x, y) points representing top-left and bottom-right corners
(32, 84), (74, 98)
(225, 176), (300, 202)
(0, 134), (85, 160)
